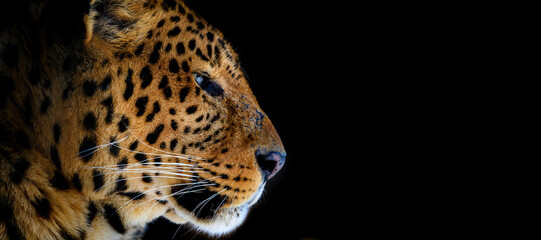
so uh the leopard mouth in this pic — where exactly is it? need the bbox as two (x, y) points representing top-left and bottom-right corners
(170, 184), (265, 235)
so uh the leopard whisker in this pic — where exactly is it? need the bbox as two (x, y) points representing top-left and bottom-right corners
(124, 126), (208, 162)
(213, 190), (230, 217)
(85, 128), (210, 167)
(88, 161), (203, 170)
(124, 183), (218, 215)
(193, 188), (227, 218)
(74, 132), (130, 157)
(85, 163), (202, 171)
(114, 181), (218, 215)
(97, 168), (202, 179)
(95, 175), (197, 192)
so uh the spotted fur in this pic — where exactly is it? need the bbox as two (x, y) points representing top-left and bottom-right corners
(0, 0), (285, 239)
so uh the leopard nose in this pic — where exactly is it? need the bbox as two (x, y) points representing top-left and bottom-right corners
(256, 150), (286, 182)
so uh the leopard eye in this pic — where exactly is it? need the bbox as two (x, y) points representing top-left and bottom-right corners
(193, 72), (224, 96)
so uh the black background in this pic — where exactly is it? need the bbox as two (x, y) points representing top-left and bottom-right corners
(144, 1), (345, 239)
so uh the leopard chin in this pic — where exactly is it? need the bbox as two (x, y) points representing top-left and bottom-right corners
(171, 184), (265, 235)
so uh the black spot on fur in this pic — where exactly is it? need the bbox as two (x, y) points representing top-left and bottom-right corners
(146, 101), (161, 122)
(157, 19), (165, 27)
(140, 66), (153, 88)
(153, 155), (162, 166)
(118, 115), (130, 132)
(169, 59), (179, 73)
(206, 45), (213, 58)
(171, 119), (178, 130)
(118, 157), (128, 169)
(179, 87), (190, 103)
(53, 124), (61, 143)
(93, 170), (104, 191)
(134, 43), (145, 56)
(177, 3), (186, 14)
(188, 39), (196, 50)
(10, 157), (29, 184)
(83, 80), (97, 97)
(99, 75), (111, 91)
(146, 124), (165, 144)
(158, 76), (172, 99)
(40, 96), (51, 114)
(83, 112), (97, 130)
(79, 136), (97, 162)
(103, 204), (126, 234)
(195, 48), (209, 62)
(135, 96), (149, 116)
(181, 145), (187, 154)
(109, 137), (120, 157)
(32, 197), (51, 219)
(62, 82), (75, 100)
(196, 21), (205, 30)
(176, 42), (185, 55)
(101, 96), (114, 123)
(72, 173), (82, 191)
(119, 192), (145, 200)
(210, 113), (220, 123)
(134, 153), (147, 163)
(115, 176), (128, 192)
(129, 141), (139, 151)
(167, 26), (181, 37)
(186, 105), (198, 114)
(142, 173), (152, 183)
(206, 32), (215, 42)
(181, 60), (189, 72)
(149, 41), (162, 64)
(50, 170), (70, 190)
(86, 202), (97, 224)
(170, 139), (178, 150)
(50, 146), (61, 169)
(124, 68), (134, 100)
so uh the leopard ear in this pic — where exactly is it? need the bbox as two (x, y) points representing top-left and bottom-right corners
(40, 0), (92, 46)
(83, 0), (97, 45)
(85, 0), (143, 46)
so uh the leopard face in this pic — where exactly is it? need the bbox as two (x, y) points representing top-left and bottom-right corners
(0, 0), (284, 238)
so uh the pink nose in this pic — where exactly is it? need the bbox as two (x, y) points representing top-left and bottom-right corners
(256, 151), (286, 181)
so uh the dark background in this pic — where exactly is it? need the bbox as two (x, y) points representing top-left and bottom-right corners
(144, 1), (345, 239)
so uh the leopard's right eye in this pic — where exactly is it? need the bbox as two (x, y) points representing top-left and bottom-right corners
(193, 72), (224, 97)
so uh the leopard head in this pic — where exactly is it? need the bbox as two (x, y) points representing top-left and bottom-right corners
(71, 0), (285, 235)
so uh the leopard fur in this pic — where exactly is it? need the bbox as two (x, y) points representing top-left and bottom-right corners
(0, 0), (285, 239)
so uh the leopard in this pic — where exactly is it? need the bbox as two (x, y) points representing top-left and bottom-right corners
(0, 0), (285, 239)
